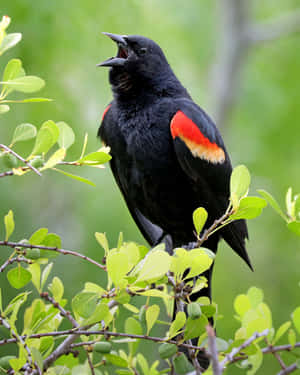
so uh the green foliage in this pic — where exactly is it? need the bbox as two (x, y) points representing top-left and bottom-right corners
(1, 13), (300, 375)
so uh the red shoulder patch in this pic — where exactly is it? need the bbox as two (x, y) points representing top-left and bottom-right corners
(170, 110), (225, 164)
(101, 104), (112, 121)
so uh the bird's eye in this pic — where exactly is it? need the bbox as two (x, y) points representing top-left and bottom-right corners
(139, 48), (147, 55)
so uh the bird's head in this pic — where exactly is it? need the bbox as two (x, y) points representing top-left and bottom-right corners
(98, 33), (173, 96)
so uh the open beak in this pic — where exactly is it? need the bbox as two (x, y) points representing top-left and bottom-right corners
(97, 32), (129, 67)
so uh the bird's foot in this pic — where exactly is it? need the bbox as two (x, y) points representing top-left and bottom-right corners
(181, 241), (198, 250)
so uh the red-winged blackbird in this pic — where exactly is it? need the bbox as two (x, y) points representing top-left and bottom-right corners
(98, 33), (252, 300)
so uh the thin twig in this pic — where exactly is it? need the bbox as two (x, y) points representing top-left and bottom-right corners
(41, 292), (97, 374)
(206, 325), (222, 375)
(277, 363), (299, 375)
(0, 256), (32, 272)
(264, 338), (286, 370)
(197, 207), (234, 246)
(0, 240), (106, 270)
(0, 143), (42, 177)
(262, 341), (300, 354)
(0, 170), (14, 178)
(40, 292), (78, 327)
(220, 329), (269, 368)
(86, 352), (96, 375)
(0, 317), (37, 372)
(0, 328), (208, 352)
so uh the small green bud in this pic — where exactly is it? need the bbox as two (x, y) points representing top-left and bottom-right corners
(25, 248), (41, 260)
(158, 343), (178, 359)
(173, 353), (194, 374)
(93, 341), (112, 354)
(187, 302), (202, 320)
(30, 155), (45, 168)
(3, 153), (18, 168)
(0, 355), (16, 370)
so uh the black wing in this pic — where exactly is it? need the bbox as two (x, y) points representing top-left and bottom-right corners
(170, 99), (252, 269)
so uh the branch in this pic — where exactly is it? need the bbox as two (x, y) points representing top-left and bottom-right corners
(0, 256), (32, 272)
(0, 240), (106, 270)
(220, 329), (269, 368)
(247, 9), (300, 45)
(197, 206), (234, 246)
(0, 317), (40, 374)
(277, 363), (299, 375)
(206, 325), (222, 375)
(0, 170), (14, 178)
(0, 143), (42, 177)
(264, 338), (287, 371)
(40, 292), (78, 328)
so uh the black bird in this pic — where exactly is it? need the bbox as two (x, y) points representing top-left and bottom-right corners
(98, 33), (252, 302)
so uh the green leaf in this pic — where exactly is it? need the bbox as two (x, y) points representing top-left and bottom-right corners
(72, 292), (98, 318)
(170, 248), (190, 280)
(54, 168), (96, 187)
(286, 187), (293, 217)
(31, 120), (59, 156)
(83, 282), (105, 295)
(30, 228), (48, 245)
(28, 262), (41, 292)
(11, 123), (37, 145)
(83, 302), (112, 326)
(125, 317), (142, 356)
(1, 75), (45, 93)
(168, 311), (186, 339)
(247, 344), (263, 375)
(8, 97), (52, 103)
(105, 354), (128, 368)
(184, 315), (208, 340)
(295, 196), (300, 220)
(137, 353), (149, 375)
(273, 321), (291, 344)
(136, 250), (171, 282)
(0, 288), (2, 312)
(230, 165), (251, 207)
(0, 104), (10, 113)
(184, 248), (214, 279)
(31, 348), (43, 372)
(41, 263), (53, 290)
(193, 207), (208, 236)
(4, 210), (14, 241)
(234, 294), (251, 317)
(146, 304), (160, 334)
(57, 121), (75, 149)
(215, 338), (229, 352)
(38, 233), (61, 259)
(0, 33), (22, 55)
(292, 307), (300, 334)
(287, 221), (300, 237)
(7, 266), (32, 289)
(48, 277), (64, 303)
(107, 252), (130, 287)
(257, 189), (287, 221)
(248, 287), (264, 309)
(77, 151), (111, 165)
(288, 328), (296, 348)
(41, 148), (66, 170)
(229, 197), (267, 220)
(95, 232), (109, 255)
(2, 59), (22, 92)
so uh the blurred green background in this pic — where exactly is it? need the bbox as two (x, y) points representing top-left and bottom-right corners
(1, 1), (300, 373)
